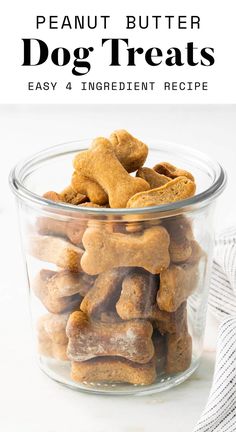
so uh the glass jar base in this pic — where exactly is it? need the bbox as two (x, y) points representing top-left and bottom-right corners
(38, 356), (200, 396)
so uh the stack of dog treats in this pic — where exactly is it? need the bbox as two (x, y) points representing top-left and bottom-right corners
(30, 130), (202, 386)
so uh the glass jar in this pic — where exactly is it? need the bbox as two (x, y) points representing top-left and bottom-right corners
(9, 140), (226, 395)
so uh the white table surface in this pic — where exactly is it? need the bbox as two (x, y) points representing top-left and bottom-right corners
(0, 104), (235, 432)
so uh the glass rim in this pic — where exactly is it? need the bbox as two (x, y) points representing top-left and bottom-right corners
(9, 138), (227, 216)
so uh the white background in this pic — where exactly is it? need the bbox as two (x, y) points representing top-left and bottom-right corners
(0, 104), (235, 432)
(0, 0), (236, 103)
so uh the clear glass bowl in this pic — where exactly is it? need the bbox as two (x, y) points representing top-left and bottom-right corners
(9, 139), (226, 395)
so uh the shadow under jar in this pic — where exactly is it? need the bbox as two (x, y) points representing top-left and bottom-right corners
(9, 139), (226, 395)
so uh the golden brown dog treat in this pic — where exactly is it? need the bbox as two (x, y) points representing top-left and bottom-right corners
(186, 240), (203, 264)
(47, 270), (95, 298)
(169, 235), (193, 263)
(116, 270), (159, 320)
(127, 176), (196, 209)
(71, 356), (157, 385)
(71, 171), (108, 205)
(163, 215), (194, 242)
(37, 314), (69, 361)
(38, 338), (68, 361)
(43, 188), (87, 205)
(38, 313), (69, 345)
(73, 138), (149, 208)
(164, 215), (195, 263)
(81, 269), (127, 318)
(37, 217), (87, 246)
(157, 264), (199, 312)
(109, 129), (148, 173)
(33, 270), (83, 314)
(153, 302), (187, 335)
(43, 191), (61, 202)
(81, 226), (170, 275)
(136, 167), (170, 188)
(60, 186), (88, 205)
(66, 311), (154, 364)
(29, 235), (84, 272)
(154, 161), (195, 182)
(165, 330), (192, 373)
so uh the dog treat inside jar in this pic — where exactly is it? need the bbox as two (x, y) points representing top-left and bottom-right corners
(10, 130), (226, 394)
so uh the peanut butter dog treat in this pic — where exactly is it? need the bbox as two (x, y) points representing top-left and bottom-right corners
(186, 240), (203, 264)
(109, 129), (148, 173)
(37, 314), (69, 361)
(169, 235), (193, 263)
(164, 215), (195, 263)
(136, 167), (170, 188)
(127, 176), (196, 208)
(165, 329), (192, 373)
(157, 264), (199, 312)
(71, 171), (108, 206)
(81, 226), (170, 275)
(66, 311), (154, 363)
(164, 215), (194, 242)
(37, 217), (86, 246)
(153, 302), (187, 335)
(38, 313), (69, 345)
(38, 337), (68, 361)
(71, 356), (157, 385)
(59, 186), (88, 205)
(33, 270), (83, 313)
(116, 270), (159, 320)
(47, 270), (95, 298)
(81, 268), (127, 318)
(43, 188), (87, 205)
(73, 138), (149, 208)
(154, 161), (195, 182)
(29, 235), (84, 272)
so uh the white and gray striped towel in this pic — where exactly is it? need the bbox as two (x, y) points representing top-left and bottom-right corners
(194, 227), (236, 432)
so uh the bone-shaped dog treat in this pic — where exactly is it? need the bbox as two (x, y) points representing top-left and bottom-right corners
(66, 311), (154, 363)
(153, 161), (195, 182)
(157, 264), (199, 312)
(71, 356), (157, 385)
(136, 167), (170, 188)
(37, 314), (69, 361)
(153, 302), (187, 335)
(38, 313), (69, 345)
(71, 171), (108, 205)
(163, 215), (194, 242)
(169, 235), (193, 263)
(33, 270), (83, 314)
(47, 270), (95, 299)
(126, 176), (196, 208)
(43, 188), (87, 205)
(81, 226), (170, 275)
(165, 328), (192, 373)
(38, 336), (68, 361)
(186, 240), (203, 264)
(73, 138), (149, 208)
(164, 215), (195, 263)
(29, 235), (84, 272)
(108, 129), (148, 173)
(37, 216), (87, 245)
(80, 268), (127, 318)
(116, 271), (159, 320)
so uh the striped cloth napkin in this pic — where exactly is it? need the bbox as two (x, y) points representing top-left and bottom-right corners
(194, 227), (236, 432)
